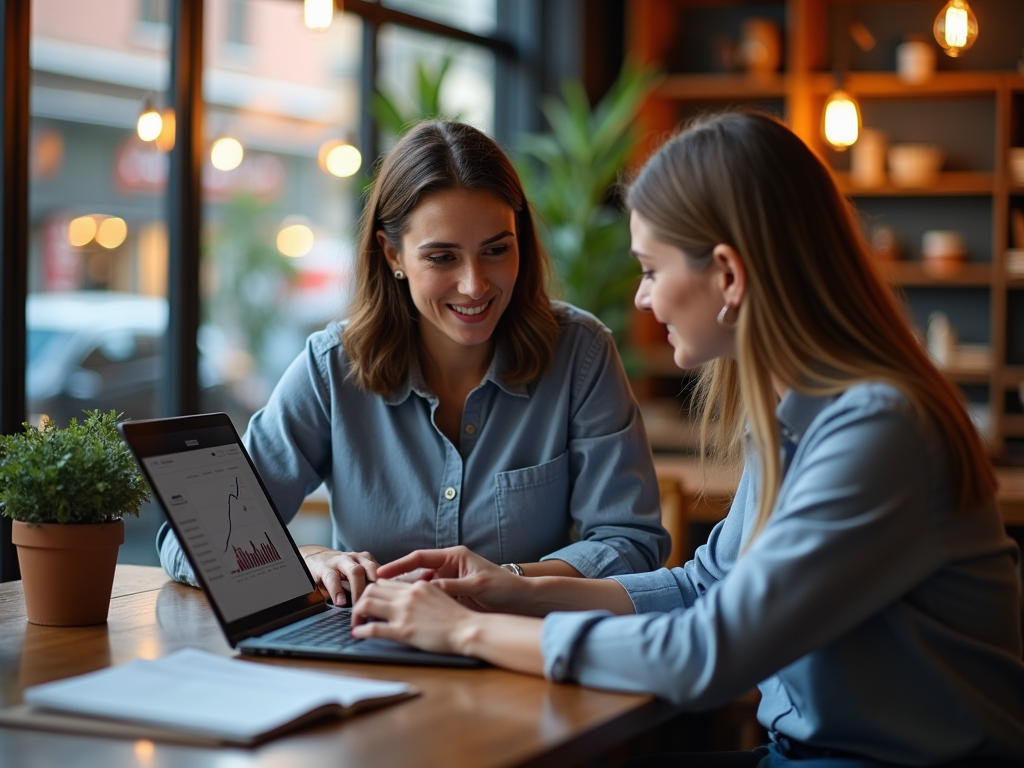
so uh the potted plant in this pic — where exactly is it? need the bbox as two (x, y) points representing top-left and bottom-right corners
(0, 410), (150, 626)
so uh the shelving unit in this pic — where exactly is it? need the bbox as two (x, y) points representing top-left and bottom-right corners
(627, 0), (1024, 463)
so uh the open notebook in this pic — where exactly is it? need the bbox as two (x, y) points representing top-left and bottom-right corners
(0, 649), (417, 746)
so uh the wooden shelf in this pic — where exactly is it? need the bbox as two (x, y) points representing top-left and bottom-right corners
(810, 71), (1005, 98)
(876, 260), (992, 286)
(629, 0), (1024, 463)
(837, 172), (995, 196)
(658, 73), (787, 100)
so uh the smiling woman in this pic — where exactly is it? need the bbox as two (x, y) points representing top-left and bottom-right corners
(156, 120), (670, 606)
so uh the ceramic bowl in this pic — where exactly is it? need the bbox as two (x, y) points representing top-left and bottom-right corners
(889, 144), (944, 188)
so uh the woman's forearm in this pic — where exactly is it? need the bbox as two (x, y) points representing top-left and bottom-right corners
(454, 613), (546, 676)
(517, 559), (581, 577)
(511, 574), (636, 618)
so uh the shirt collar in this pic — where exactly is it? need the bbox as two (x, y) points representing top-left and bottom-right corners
(383, 342), (529, 406)
(775, 388), (836, 443)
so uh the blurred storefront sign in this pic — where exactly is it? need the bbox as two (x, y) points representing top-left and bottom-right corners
(114, 138), (284, 200)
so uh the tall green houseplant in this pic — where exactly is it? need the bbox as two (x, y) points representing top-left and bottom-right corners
(516, 62), (660, 359)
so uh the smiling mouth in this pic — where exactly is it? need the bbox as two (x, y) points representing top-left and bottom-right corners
(449, 299), (492, 317)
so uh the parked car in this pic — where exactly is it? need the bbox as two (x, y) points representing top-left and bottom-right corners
(27, 291), (234, 427)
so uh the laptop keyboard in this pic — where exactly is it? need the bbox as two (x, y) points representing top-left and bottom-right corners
(274, 610), (359, 648)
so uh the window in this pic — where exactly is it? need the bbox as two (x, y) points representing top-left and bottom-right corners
(2, 0), (556, 579)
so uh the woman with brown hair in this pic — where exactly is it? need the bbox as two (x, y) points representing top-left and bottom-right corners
(157, 120), (669, 602)
(351, 112), (1024, 767)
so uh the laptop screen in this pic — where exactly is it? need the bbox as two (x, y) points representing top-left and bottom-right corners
(120, 415), (321, 631)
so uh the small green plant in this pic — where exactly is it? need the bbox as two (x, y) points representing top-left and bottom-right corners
(0, 410), (150, 525)
(371, 52), (459, 142)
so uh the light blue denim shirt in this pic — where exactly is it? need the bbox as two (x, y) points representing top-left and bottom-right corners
(542, 383), (1024, 765)
(159, 302), (669, 584)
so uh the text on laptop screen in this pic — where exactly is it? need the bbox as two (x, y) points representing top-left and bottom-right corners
(145, 443), (313, 622)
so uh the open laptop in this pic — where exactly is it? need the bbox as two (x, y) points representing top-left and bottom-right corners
(118, 413), (480, 668)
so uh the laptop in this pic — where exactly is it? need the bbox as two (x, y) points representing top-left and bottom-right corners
(118, 413), (480, 668)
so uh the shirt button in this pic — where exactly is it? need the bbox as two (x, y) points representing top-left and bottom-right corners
(444, 487), (457, 500)
(464, 423), (476, 435)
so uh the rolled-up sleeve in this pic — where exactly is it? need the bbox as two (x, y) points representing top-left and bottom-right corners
(541, 326), (670, 576)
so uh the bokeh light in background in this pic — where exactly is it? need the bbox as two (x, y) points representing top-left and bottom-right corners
(67, 215), (97, 247)
(95, 216), (128, 249)
(137, 107), (162, 142)
(304, 0), (334, 30)
(210, 137), (244, 171)
(276, 222), (315, 257)
(318, 140), (361, 177)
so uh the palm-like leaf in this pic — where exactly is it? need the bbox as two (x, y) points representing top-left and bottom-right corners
(516, 62), (661, 357)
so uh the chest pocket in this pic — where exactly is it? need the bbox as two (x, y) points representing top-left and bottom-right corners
(494, 451), (571, 564)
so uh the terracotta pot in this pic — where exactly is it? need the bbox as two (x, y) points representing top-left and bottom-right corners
(12, 519), (124, 626)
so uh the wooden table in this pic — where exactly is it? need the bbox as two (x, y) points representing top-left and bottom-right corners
(0, 566), (680, 768)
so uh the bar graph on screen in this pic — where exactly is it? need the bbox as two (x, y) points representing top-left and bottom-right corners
(233, 533), (283, 573)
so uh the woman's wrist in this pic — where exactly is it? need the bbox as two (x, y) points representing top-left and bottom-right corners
(451, 612), (488, 657)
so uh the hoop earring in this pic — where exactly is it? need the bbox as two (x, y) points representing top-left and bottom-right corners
(716, 303), (737, 328)
(394, 269), (405, 280)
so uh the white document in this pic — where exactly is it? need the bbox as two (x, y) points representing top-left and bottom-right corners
(18, 648), (416, 744)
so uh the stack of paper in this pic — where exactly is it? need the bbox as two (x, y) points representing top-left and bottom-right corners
(0, 649), (416, 745)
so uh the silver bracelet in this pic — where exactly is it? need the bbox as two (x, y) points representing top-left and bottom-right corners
(500, 562), (524, 576)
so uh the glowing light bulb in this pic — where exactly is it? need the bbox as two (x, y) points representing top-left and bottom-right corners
(277, 223), (315, 257)
(95, 217), (128, 249)
(934, 0), (978, 58)
(210, 137), (244, 171)
(67, 215), (97, 247)
(137, 107), (162, 142)
(822, 90), (861, 150)
(304, 0), (333, 30)
(318, 140), (362, 177)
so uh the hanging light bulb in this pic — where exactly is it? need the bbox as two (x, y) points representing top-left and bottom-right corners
(210, 137), (244, 171)
(137, 97), (162, 142)
(304, 0), (333, 30)
(822, 89), (861, 151)
(934, 0), (978, 58)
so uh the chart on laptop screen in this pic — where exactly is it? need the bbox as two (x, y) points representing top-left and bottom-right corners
(144, 443), (313, 622)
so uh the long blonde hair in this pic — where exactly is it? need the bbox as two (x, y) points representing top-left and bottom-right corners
(627, 111), (996, 541)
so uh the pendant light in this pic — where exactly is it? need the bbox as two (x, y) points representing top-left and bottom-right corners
(822, 87), (861, 150)
(137, 96), (162, 142)
(934, 0), (978, 58)
(822, 3), (861, 151)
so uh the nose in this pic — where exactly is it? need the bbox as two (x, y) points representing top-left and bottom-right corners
(459, 260), (489, 300)
(634, 279), (651, 313)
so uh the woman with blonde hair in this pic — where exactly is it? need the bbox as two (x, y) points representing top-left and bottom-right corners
(352, 111), (1024, 767)
(157, 120), (669, 601)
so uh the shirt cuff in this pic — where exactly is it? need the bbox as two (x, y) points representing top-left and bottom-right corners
(540, 540), (630, 578)
(541, 610), (614, 681)
(156, 522), (200, 588)
(609, 569), (684, 614)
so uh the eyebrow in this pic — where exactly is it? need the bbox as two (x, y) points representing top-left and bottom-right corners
(417, 230), (515, 250)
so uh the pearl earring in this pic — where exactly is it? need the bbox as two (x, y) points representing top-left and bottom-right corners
(394, 269), (405, 280)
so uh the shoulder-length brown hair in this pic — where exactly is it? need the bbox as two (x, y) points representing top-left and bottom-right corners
(626, 110), (996, 542)
(343, 120), (558, 396)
